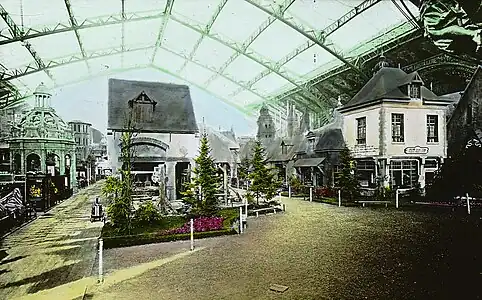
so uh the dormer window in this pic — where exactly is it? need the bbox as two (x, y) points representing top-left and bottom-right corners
(410, 84), (420, 99)
(128, 91), (157, 123)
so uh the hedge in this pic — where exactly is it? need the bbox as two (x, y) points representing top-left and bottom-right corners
(103, 228), (238, 249)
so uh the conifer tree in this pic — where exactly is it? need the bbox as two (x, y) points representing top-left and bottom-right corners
(182, 134), (220, 216)
(248, 140), (281, 205)
(336, 146), (360, 202)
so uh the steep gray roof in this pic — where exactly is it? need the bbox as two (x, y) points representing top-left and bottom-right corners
(108, 78), (198, 133)
(314, 110), (345, 152)
(341, 67), (440, 111)
(200, 125), (239, 164)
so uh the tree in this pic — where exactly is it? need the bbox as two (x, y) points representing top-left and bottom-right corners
(248, 140), (281, 205)
(106, 111), (137, 233)
(182, 134), (220, 216)
(237, 156), (250, 187)
(336, 147), (360, 202)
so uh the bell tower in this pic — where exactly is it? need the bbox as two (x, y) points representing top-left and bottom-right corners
(256, 103), (275, 145)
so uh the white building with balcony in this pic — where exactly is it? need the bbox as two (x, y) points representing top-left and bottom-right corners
(339, 67), (454, 189)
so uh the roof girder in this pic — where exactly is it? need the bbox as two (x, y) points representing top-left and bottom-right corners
(403, 52), (477, 74)
(176, 0), (228, 74)
(0, 4), (324, 111)
(0, 42), (274, 105)
(150, 0), (175, 64)
(244, 0), (369, 81)
(63, 0), (90, 74)
(0, 4), (56, 83)
(229, 0), (381, 98)
(0, 11), (165, 46)
(271, 22), (422, 105)
(203, 0), (296, 87)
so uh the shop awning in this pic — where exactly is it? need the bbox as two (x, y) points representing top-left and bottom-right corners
(293, 157), (325, 168)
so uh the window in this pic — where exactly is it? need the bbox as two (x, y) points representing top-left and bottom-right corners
(390, 160), (418, 188)
(410, 84), (420, 99)
(427, 115), (439, 143)
(356, 117), (366, 145)
(425, 159), (438, 169)
(391, 113), (404, 142)
(356, 160), (376, 187)
(308, 138), (315, 151)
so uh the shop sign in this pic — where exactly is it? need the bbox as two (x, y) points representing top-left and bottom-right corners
(404, 146), (429, 155)
(351, 145), (379, 158)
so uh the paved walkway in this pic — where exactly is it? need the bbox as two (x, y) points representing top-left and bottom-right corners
(0, 182), (104, 300)
(87, 196), (481, 300)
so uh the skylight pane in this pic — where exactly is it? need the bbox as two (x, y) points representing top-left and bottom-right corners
(207, 77), (241, 98)
(283, 45), (333, 77)
(163, 20), (202, 56)
(232, 90), (264, 106)
(28, 32), (80, 60)
(50, 61), (89, 85)
(179, 62), (217, 87)
(70, 0), (122, 20)
(210, 0), (268, 43)
(287, 0), (360, 31)
(125, 0), (166, 14)
(252, 72), (294, 95)
(79, 23), (122, 52)
(224, 56), (265, 83)
(172, 0), (221, 27)
(329, 1), (412, 52)
(123, 48), (154, 68)
(249, 20), (307, 62)
(153, 48), (186, 73)
(192, 37), (236, 70)
(0, 42), (34, 70)
(88, 53), (123, 76)
(124, 19), (163, 48)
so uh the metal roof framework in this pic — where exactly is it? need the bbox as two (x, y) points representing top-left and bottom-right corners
(0, 0), (419, 119)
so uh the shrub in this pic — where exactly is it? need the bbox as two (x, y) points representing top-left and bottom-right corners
(133, 201), (161, 226)
(314, 186), (337, 198)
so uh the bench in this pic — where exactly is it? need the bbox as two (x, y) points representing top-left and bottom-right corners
(251, 207), (280, 217)
(357, 200), (391, 208)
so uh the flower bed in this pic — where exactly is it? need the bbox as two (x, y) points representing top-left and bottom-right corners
(102, 208), (240, 249)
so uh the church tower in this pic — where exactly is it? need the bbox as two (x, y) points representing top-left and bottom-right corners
(257, 104), (275, 145)
(286, 103), (296, 138)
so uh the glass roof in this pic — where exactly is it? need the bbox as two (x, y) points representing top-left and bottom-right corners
(0, 0), (419, 114)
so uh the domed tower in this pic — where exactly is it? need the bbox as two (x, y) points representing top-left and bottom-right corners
(9, 83), (77, 199)
(256, 104), (275, 145)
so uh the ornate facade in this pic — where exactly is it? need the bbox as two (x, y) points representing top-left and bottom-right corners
(8, 83), (76, 187)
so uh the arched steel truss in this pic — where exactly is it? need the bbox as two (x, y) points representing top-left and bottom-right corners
(0, 0), (380, 115)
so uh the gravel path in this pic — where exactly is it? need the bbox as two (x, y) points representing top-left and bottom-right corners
(89, 197), (482, 300)
(0, 183), (104, 299)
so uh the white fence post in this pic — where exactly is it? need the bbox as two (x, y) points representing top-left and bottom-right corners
(190, 219), (194, 251)
(396, 189), (399, 209)
(288, 186), (291, 198)
(239, 207), (243, 233)
(338, 190), (341, 207)
(98, 238), (103, 283)
(466, 193), (471, 215)
(309, 187), (313, 202)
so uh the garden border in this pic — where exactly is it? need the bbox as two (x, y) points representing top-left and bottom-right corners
(102, 228), (238, 249)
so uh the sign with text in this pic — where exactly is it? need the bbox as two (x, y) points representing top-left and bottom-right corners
(350, 145), (379, 158)
(404, 146), (429, 155)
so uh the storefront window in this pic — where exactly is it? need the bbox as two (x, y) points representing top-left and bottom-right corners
(390, 160), (419, 188)
(356, 160), (376, 187)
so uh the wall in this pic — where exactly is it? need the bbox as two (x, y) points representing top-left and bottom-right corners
(342, 105), (382, 158)
(107, 131), (199, 173)
(382, 102), (447, 158)
(342, 101), (447, 159)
